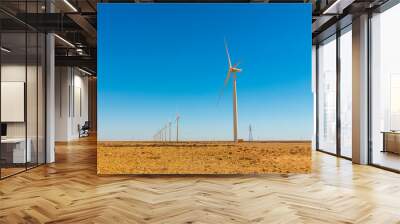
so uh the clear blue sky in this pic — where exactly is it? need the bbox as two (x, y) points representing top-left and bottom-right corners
(98, 3), (312, 141)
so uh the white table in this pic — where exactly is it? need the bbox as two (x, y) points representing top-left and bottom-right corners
(1, 138), (31, 163)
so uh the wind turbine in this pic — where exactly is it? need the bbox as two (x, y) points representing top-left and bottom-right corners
(175, 113), (180, 142)
(221, 39), (242, 142)
(164, 125), (167, 142)
(168, 121), (172, 142)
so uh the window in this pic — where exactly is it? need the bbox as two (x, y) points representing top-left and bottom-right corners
(339, 27), (352, 158)
(317, 35), (337, 154)
(370, 3), (400, 171)
(0, 1), (46, 179)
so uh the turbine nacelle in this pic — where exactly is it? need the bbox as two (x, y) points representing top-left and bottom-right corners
(224, 40), (242, 77)
(229, 67), (242, 73)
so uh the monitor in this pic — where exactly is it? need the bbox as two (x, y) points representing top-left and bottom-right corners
(1, 123), (7, 137)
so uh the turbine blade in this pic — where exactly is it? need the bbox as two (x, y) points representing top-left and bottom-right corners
(224, 71), (231, 86)
(217, 86), (225, 106)
(224, 39), (232, 68)
(217, 71), (231, 105)
(233, 61), (240, 68)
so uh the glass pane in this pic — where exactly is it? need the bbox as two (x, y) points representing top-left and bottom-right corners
(371, 4), (400, 171)
(318, 36), (337, 154)
(38, 33), (45, 165)
(25, 0), (38, 169)
(340, 28), (352, 158)
(27, 31), (38, 169)
(312, 46), (317, 150)
(0, 1), (46, 178)
(1, 31), (27, 177)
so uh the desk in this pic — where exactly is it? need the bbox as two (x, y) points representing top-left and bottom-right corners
(382, 131), (400, 154)
(1, 138), (31, 163)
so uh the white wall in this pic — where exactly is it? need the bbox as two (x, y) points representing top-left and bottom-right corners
(1, 65), (39, 137)
(55, 67), (70, 141)
(72, 73), (89, 138)
(55, 67), (89, 141)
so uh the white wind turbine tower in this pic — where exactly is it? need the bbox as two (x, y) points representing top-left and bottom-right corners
(222, 39), (242, 142)
(164, 125), (167, 142)
(175, 113), (180, 142)
(168, 121), (172, 142)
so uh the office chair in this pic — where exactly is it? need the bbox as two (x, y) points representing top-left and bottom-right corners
(79, 121), (90, 138)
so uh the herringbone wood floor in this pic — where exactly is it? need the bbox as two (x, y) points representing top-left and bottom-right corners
(1, 136), (400, 224)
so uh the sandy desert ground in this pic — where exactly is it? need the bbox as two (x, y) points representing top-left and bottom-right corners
(97, 141), (311, 174)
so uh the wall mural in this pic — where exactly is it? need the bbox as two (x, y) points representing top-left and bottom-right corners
(97, 3), (312, 174)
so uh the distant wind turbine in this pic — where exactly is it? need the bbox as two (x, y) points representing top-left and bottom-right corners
(220, 39), (242, 142)
(175, 113), (180, 142)
(168, 121), (172, 142)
